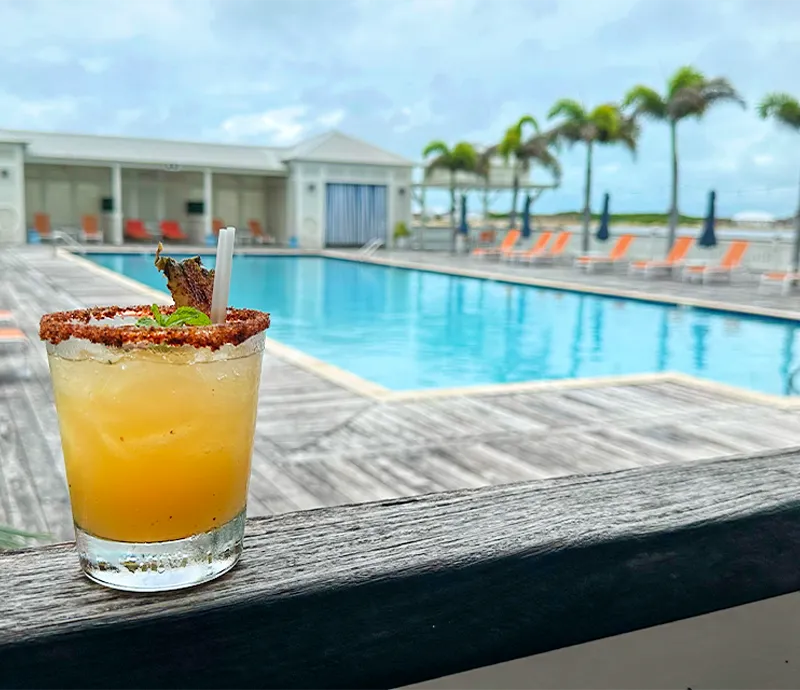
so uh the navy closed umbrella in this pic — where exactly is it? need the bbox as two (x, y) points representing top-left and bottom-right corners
(521, 194), (532, 238)
(459, 194), (469, 235)
(699, 190), (717, 248)
(596, 192), (610, 242)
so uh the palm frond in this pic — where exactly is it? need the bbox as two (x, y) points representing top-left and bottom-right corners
(519, 135), (562, 182)
(758, 92), (800, 130)
(546, 120), (585, 147)
(422, 140), (450, 159)
(423, 153), (450, 179)
(667, 65), (706, 99)
(451, 141), (478, 172)
(547, 98), (587, 122)
(616, 114), (640, 157)
(516, 114), (540, 135)
(622, 85), (668, 120)
(497, 125), (521, 163)
(669, 76), (745, 120)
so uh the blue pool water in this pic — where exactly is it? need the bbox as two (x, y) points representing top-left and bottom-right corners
(88, 253), (800, 395)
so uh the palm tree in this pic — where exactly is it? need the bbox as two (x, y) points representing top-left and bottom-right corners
(758, 92), (800, 272)
(484, 116), (561, 228)
(422, 140), (479, 251)
(623, 66), (745, 250)
(546, 100), (638, 252)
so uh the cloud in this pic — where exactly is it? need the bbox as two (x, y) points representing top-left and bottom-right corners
(0, 92), (81, 128)
(79, 57), (111, 74)
(0, 0), (798, 214)
(218, 106), (308, 144)
(316, 109), (345, 128)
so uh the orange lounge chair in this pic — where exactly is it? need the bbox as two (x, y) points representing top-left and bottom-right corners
(160, 220), (189, 242)
(759, 270), (800, 295)
(472, 229), (520, 258)
(247, 219), (275, 244)
(0, 323), (31, 379)
(501, 232), (552, 262)
(212, 218), (225, 237)
(125, 219), (153, 242)
(33, 212), (52, 242)
(682, 240), (748, 284)
(521, 231), (572, 264)
(629, 236), (694, 278)
(575, 234), (634, 272)
(81, 214), (102, 242)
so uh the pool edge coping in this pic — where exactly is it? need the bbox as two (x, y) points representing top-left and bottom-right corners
(56, 248), (800, 409)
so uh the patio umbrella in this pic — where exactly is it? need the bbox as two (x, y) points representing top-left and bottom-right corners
(698, 190), (717, 248)
(458, 194), (469, 235)
(596, 192), (610, 242)
(521, 194), (532, 238)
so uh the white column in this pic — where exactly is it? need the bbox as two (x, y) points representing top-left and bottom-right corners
(156, 170), (166, 220)
(129, 170), (139, 219)
(203, 168), (213, 239)
(110, 164), (123, 245)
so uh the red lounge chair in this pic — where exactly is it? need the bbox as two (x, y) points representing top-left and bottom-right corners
(125, 219), (153, 241)
(160, 220), (189, 242)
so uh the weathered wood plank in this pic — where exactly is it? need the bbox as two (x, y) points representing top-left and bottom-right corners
(3, 448), (800, 689)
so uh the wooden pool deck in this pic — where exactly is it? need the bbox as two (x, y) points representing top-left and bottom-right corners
(2, 246), (800, 543)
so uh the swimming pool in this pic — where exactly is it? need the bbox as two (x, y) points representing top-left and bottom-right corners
(87, 253), (800, 396)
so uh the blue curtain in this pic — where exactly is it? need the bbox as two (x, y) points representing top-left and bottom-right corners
(325, 183), (388, 246)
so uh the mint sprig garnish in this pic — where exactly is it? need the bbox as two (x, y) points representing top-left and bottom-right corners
(135, 304), (212, 328)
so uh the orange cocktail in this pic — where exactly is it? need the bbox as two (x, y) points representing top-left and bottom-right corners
(40, 304), (270, 592)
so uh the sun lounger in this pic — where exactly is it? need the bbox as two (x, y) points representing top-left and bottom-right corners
(246, 219), (275, 244)
(501, 232), (552, 262)
(33, 212), (52, 242)
(81, 214), (102, 242)
(521, 231), (572, 264)
(682, 240), (748, 284)
(629, 236), (694, 278)
(0, 322), (31, 379)
(160, 220), (189, 242)
(472, 229), (520, 258)
(212, 218), (225, 238)
(125, 219), (153, 242)
(759, 271), (800, 295)
(575, 234), (634, 272)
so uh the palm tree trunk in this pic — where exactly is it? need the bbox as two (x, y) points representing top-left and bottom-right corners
(792, 166), (800, 273)
(450, 171), (457, 254)
(509, 172), (519, 229)
(581, 142), (593, 253)
(667, 119), (679, 251)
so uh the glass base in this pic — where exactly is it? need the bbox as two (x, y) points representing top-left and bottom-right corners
(74, 510), (246, 592)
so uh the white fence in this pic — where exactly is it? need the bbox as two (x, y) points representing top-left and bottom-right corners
(410, 223), (796, 271)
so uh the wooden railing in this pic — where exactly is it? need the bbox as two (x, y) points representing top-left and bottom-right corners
(2, 447), (800, 689)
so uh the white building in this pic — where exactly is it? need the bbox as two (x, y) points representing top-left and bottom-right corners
(0, 128), (414, 248)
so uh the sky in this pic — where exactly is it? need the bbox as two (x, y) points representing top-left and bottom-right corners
(1, 0), (799, 217)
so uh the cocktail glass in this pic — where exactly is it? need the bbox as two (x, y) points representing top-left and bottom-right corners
(40, 305), (270, 592)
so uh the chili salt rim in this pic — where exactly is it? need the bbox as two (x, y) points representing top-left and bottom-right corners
(39, 305), (270, 350)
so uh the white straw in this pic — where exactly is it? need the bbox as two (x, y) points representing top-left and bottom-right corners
(210, 226), (236, 324)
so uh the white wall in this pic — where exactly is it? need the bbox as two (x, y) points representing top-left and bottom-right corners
(286, 161), (413, 249)
(406, 591), (800, 690)
(0, 143), (26, 243)
(25, 163), (111, 229)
